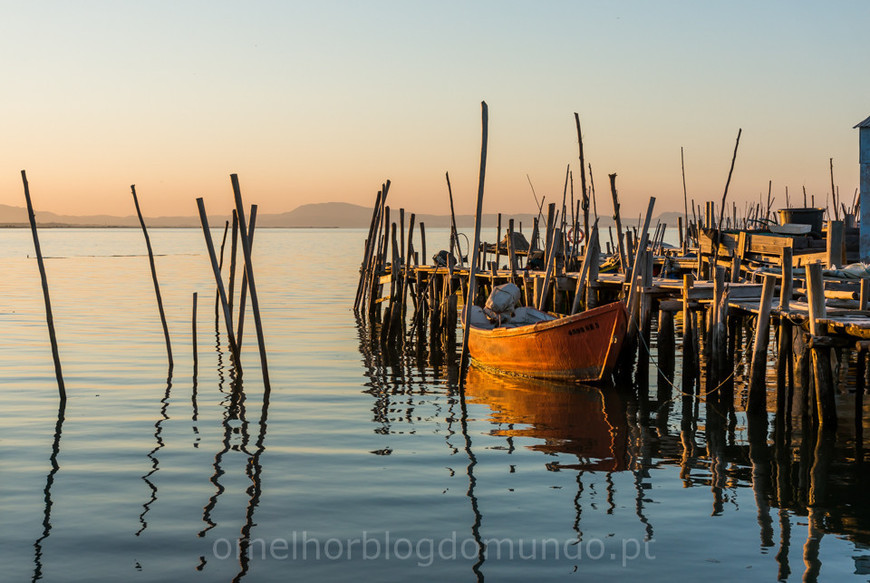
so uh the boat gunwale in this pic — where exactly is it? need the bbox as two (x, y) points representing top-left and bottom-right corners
(467, 301), (626, 340)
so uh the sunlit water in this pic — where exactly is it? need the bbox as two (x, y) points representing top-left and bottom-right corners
(1, 227), (869, 582)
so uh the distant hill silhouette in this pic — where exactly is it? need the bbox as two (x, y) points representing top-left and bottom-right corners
(0, 201), (669, 229)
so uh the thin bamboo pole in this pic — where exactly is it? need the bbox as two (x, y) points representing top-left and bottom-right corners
(131, 184), (173, 369)
(196, 197), (241, 371)
(228, 210), (239, 327)
(192, 292), (198, 376)
(21, 170), (65, 401)
(460, 101), (489, 382)
(231, 174), (270, 389)
(236, 206), (258, 347)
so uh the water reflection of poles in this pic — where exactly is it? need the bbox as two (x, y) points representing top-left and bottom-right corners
(199, 323), (236, 537)
(802, 428), (835, 583)
(625, 387), (654, 540)
(459, 390), (485, 581)
(746, 412), (774, 550)
(137, 372), (173, 536)
(680, 394), (697, 486)
(233, 374), (271, 582)
(32, 400), (65, 583)
(773, 405), (793, 580)
(705, 400), (727, 515)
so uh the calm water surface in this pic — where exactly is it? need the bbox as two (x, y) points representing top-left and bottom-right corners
(1, 227), (869, 582)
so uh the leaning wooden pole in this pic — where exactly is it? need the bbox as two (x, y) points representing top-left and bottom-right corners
(446, 172), (461, 266)
(21, 170), (65, 402)
(680, 147), (689, 256)
(192, 292), (199, 377)
(574, 113), (590, 243)
(354, 189), (384, 312)
(747, 273), (777, 414)
(227, 210), (240, 326)
(236, 206), (258, 347)
(131, 184), (173, 370)
(608, 173), (628, 276)
(196, 197), (241, 372)
(460, 101), (489, 383)
(231, 174), (271, 390)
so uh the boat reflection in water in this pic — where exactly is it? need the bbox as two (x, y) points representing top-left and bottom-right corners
(463, 365), (629, 472)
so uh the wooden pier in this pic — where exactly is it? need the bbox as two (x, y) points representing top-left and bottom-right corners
(354, 193), (870, 431)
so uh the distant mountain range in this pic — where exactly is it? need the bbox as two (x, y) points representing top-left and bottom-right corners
(0, 202), (683, 230)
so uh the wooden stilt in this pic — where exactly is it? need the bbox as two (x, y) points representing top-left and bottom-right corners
(806, 261), (836, 427)
(748, 273), (777, 414)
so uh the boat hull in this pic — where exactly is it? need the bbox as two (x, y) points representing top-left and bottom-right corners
(467, 301), (628, 382)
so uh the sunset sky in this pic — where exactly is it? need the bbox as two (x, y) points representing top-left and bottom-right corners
(1, 1), (868, 219)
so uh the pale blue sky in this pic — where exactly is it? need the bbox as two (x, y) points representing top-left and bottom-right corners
(1, 1), (867, 217)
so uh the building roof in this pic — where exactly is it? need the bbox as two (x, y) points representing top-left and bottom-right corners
(855, 115), (870, 129)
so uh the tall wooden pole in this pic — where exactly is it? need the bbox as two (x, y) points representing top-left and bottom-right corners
(608, 173), (628, 276)
(231, 174), (271, 390)
(460, 101), (489, 382)
(131, 184), (173, 370)
(446, 172), (462, 266)
(681, 147), (689, 256)
(192, 292), (198, 377)
(21, 170), (65, 402)
(236, 206), (258, 347)
(574, 113), (590, 243)
(196, 198), (241, 372)
(228, 210), (240, 326)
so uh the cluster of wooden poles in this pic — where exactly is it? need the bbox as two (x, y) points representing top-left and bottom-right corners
(21, 170), (272, 403)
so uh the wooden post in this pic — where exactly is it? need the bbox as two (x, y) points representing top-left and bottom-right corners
(529, 218), (540, 255)
(545, 203), (556, 262)
(748, 274), (777, 413)
(507, 219), (517, 283)
(608, 173), (628, 275)
(446, 172), (462, 267)
(402, 213), (416, 320)
(21, 170), (65, 401)
(626, 198), (657, 336)
(495, 213), (502, 270)
(826, 220), (845, 269)
(806, 262), (836, 427)
(538, 228), (561, 312)
(196, 197), (241, 371)
(192, 292), (198, 376)
(228, 210), (240, 325)
(637, 251), (654, 379)
(459, 101), (489, 381)
(366, 192), (390, 320)
(777, 247), (794, 418)
(419, 222), (427, 267)
(399, 208), (405, 269)
(230, 174), (270, 389)
(585, 225), (600, 310)
(354, 189), (384, 311)
(570, 223), (596, 314)
(235, 206), (258, 347)
(658, 306), (676, 390)
(131, 185), (173, 369)
(861, 278), (870, 311)
(682, 274), (695, 395)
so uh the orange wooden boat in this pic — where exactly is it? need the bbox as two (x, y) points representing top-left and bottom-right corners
(465, 301), (628, 382)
